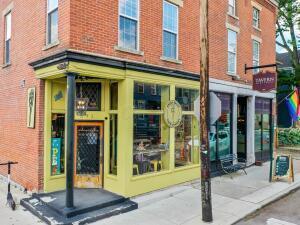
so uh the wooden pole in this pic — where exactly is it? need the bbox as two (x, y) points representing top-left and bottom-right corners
(200, 0), (213, 222)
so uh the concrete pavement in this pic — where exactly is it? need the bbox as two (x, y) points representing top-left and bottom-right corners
(0, 160), (300, 225)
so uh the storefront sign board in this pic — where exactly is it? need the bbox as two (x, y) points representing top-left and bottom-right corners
(51, 138), (62, 175)
(253, 71), (276, 92)
(272, 154), (294, 183)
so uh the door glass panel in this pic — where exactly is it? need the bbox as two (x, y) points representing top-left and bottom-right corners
(76, 126), (100, 175)
(262, 114), (270, 160)
(255, 114), (262, 160)
(237, 97), (247, 159)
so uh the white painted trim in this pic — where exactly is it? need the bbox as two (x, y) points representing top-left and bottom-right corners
(166, 0), (183, 7)
(2, 2), (13, 17)
(226, 23), (240, 33)
(251, 1), (262, 11)
(251, 34), (262, 43)
(267, 0), (278, 7)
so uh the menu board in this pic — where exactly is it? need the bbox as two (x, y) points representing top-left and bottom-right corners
(273, 154), (294, 183)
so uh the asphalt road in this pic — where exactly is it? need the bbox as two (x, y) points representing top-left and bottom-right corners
(236, 188), (300, 225)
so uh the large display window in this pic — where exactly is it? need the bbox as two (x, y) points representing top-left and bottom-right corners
(133, 82), (170, 175)
(175, 88), (200, 167)
(210, 93), (232, 164)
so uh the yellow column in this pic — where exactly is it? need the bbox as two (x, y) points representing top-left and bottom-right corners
(169, 84), (175, 171)
(117, 78), (134, 196)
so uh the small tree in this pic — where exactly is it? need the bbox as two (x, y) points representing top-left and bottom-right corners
(276, 0), (300, 84)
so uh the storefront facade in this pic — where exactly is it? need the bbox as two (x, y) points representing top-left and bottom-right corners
(35, 51), (200, 197)
(209, 78), (276, 170)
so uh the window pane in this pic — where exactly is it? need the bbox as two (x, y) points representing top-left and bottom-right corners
(5, 13), (11, 41)
(48, 9), (58, 44)
(253, 41), (259, 60)
(119, 16), (137, 49)
(5, 39), (10, 64)
(120, 0), (138, 19)
(133, 115), (170, 175)
(76, 83), (101, 111)
(175, 115), (199, 167)
(228, 52), (236, 73)
(51, 113), (65, 176)
(163, 1), (178, 33)
(175, 88), (199, 111)
(163, 31), (177, 59)
(210, 93), (232, 161)
(110, 115), (118, 175)
(228, 30), (237, 53)
(134, 82), (169, 110)
(110, 82), (118, 110)
(228, 0), (235, 15)
(48, 0), (58, 12)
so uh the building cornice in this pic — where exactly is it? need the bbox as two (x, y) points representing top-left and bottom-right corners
(29, 50), (200, 81)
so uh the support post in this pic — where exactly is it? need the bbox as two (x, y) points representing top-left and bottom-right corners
(200, 0), (213, 222)
(65, 73), (76, 209)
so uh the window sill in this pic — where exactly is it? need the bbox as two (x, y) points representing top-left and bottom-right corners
(253, 26), (261, 32)
(42, 40), (60, 51)
(114, 46), (144, 56)
(2, 63), (11, 69)
(160, 56), (182, 64)
(227, 12), (239, 20)
(227, 72), (240, 79)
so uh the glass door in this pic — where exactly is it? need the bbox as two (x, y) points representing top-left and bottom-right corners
(237, 97), (247, 160)
(74, 122), (104, 188)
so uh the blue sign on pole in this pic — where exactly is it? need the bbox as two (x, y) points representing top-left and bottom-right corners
(51, 138), (61, 175)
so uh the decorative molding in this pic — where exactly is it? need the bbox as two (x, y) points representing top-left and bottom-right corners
(251, 1), (263, 11)
(29, 50), (200, 81)
(166, 0), (183, 7)
(2, 2), (14, 16)
(226, 23), (240, 33)
(251, 34), (262, 43)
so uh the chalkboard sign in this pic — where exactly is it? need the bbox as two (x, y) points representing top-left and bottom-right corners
(275, 155), (289, 177)
(273, 154), (294, 183)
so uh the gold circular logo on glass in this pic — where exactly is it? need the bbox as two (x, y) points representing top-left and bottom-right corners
(164, 100), (183, 128)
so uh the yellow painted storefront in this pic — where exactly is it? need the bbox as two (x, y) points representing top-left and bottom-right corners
(38, 60), (200, 198)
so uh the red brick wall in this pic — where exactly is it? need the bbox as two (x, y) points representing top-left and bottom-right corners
(69, 0), (200, 74)
(0, 0), (70, 191)
(209, 0), (277, 84)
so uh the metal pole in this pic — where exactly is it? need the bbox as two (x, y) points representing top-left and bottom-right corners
(65, 73), (76, 209)
(200, 0), (213, 222)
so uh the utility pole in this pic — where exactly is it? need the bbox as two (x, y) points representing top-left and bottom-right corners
(200, 0), (213, 222)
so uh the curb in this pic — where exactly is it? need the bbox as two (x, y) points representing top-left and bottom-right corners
(232, 181), (300, 224)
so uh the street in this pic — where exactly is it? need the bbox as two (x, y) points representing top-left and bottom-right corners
(236, 188), (300, 225)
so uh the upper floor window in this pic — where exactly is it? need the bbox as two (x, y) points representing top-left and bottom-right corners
(253, 7), (260, 29)
(227, 29), (237, 75)
(119, 0), (139, 50)
(47, 0), (58, 45)
(253, 40), (260, 74)
(163, 1), (178, 59)
(228, 0), (236, 16)
(4, 12), (11, 65)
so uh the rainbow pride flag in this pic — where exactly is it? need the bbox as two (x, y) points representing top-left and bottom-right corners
(286, 89), (300, 121)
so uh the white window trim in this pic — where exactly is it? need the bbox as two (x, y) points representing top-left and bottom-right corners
(251, 34), (262, 43)
(228, 0), (236, 16)
(251, 1), (262, 11)
(252, 7), (261, 29)
(227, 29), (237, 76)
(118, 0), (140, 51)
(4, 12), (11, 65)
(46, 0), (59, 46)
(226, 23), (240, 33)
(162, 0), (179, 60)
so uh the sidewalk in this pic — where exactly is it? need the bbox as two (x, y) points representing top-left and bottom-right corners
(92, 161), (300, 225)
(0, 161), (300, 225)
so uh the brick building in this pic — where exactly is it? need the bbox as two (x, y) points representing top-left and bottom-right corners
(0, 0), (277, 197)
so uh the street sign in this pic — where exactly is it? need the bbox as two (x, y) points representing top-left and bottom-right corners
(209, 92), (222, 124)
(194, 96), (200, 121)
